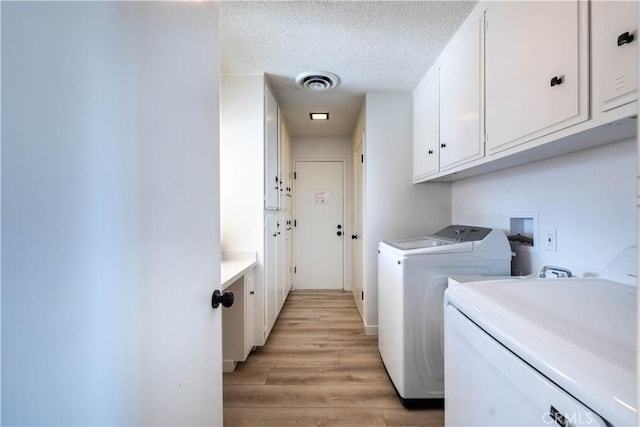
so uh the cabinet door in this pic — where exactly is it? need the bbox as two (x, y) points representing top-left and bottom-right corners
(264, 85), (280, 210)
(592, 1), (638, 113)
(280, 121), (292, 210)
(275, 213), (285, 315)
(264, 213), (278, 335)
(413, 66), (439, 181)
(439, 16), (483, 171)
(485, 1), (587, 154)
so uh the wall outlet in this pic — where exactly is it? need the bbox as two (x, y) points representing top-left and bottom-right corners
(544, 229), (557, 252)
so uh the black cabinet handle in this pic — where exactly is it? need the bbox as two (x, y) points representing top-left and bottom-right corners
(351, 234), (358, 240)
(618, 31), (635, 46)
(337, 231), (343, 236)
(337, 225), (342, 230)
(212, 290), (234, 309)
(550, 76), (563, 87)
(428, 149), (434, 155)
(440, 143), (446, 148)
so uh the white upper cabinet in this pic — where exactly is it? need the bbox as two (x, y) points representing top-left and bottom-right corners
(264, 84), (280, 210)
(413, 66), (439, 181)
(592, 1), (638, 114)
(439, 15), (484, 170)
(485, 1), (588, 154)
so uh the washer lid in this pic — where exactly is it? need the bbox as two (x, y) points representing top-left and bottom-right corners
(380, 235), (473, 255)
(446, 278), (637, 426)
(386, 236), (455, 250)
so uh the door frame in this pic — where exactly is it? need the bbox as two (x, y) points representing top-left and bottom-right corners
(292, 159), (347, 291)
(352, 136), (365, 318)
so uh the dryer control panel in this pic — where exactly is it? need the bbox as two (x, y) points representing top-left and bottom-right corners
(434, 225), (492, 242)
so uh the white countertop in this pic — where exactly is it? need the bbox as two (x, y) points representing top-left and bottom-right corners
(221, 252), (257, 290)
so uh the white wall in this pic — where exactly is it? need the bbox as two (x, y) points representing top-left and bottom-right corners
(220, 75), (264, 256)
(2, 2), (222, 425)
(364, 93), (452, 330)
(220, 74), (266, 345)
(292, 136), (354, 289)
(453, 138), (637, 277)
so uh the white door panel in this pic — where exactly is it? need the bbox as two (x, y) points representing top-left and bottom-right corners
(592, 0), (639, 112)
(294, 161), (345, 290)
(485, 1), (583, 153)
(439, 16), (483, 169)
(353, 141), (364, 314)
(2, 2), (223, 425)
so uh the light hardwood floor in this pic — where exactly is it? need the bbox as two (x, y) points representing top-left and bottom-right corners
(223, 291), (445, 427)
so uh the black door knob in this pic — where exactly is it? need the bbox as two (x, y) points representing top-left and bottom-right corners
(211, 290), (234, 309)
(351, 234), (358, 240)
(337, 231), (343, 236)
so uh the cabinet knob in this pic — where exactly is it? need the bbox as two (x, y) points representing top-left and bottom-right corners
(428, 149), (434, 155)
(550, 76), (563, 87)
(337, 231), (343, 236)
(617, 31), (635, 46)
(351, 234), (359, 240)
(440, 143), (446, 148)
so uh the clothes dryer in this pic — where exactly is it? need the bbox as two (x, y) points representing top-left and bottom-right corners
(444, 247), (637, 426)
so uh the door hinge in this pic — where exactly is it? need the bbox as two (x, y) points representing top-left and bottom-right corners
(294, 172), (297, 179)
(294, 267), (297, 273)
(294, 219), (297, 227)
(361, 154), (364, 163)
(361, 291), (364, 300)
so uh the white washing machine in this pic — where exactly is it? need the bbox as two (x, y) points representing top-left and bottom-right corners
(444, 247), (637, 426)
(377, 225), (511, 408)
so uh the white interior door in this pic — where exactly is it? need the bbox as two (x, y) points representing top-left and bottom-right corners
(294, 161), (345, 290)
(2, 2), (223, 425)
(353, 140), (365, 315)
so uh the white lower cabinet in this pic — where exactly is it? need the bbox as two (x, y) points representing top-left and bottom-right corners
(439, 15), (484, 170)
(485, 0), (588, 154)
(264, 212), (279, 336)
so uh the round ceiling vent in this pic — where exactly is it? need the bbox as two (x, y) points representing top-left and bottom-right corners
(295, 71), (340, 91)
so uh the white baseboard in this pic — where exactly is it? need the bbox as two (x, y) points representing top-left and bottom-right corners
(364, 324), (378, 336)
(222, 360), (238, 373)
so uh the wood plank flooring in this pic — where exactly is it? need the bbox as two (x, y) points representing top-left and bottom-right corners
(223, 291), (444, 427)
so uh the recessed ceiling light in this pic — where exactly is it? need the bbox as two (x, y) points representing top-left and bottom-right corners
(310, 112), (329, 120)
(296, 71), (340, 91)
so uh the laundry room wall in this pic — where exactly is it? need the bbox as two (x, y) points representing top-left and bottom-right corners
(362, 93), (452, 331)
(291, 136), (354, 289)
(452, 138), (637, 277)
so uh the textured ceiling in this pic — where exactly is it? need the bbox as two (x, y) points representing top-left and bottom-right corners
(221, 1), (477, 137)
